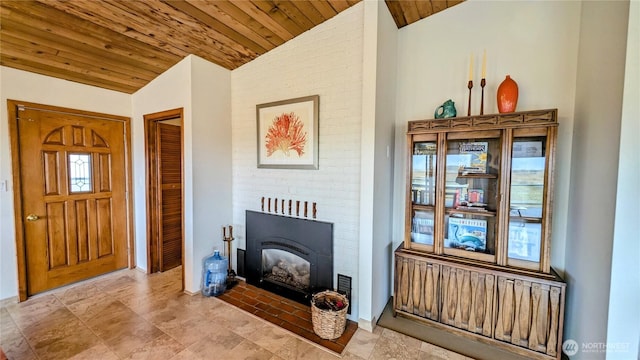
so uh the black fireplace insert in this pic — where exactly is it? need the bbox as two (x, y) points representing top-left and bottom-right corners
(245, 210), (333, 304)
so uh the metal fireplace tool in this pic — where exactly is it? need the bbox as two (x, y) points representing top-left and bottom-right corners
(223, 225), (238, 290)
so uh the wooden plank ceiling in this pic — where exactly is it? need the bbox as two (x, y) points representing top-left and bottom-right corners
(0, 0), (464, 94)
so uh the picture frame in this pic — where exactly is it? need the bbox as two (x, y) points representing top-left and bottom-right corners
(256, 95), (319, 169)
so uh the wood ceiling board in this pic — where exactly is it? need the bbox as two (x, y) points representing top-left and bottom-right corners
(415, 0), (434, 18)
(385, 0), (408, 28)
(250, 1), (306, 39)
(308, 0), (339, 20)
(0, 32), (156, 85)
(101, 0), (253, 68)
(182, 0), (277, 51)
(0, 55), (139, 93)
(326, 0), (351, 13)
(206, 1), (286, 48)
(162, 0), (268, 55)
(430, 1), (448, 14)
(6, 1), (179, 68)
(232, 1), (296, 42)
(290, 1), (328, 26)
(0, 0), (465, 94)
(272, 1), (317, 29)
(0, 18), (169, 76)
(397, 1), (421, 25)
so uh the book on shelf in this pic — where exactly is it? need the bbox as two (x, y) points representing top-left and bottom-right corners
(447, 217), (487, 252)
(507, 222), (541, 262)
(412, 216), (434, 245)
(512, 141), (543, 158)
(468, 189), (484, 203)
(458, 142), (488, 174)
(414, 142), (437, 155)
(454, 205), (488, 212)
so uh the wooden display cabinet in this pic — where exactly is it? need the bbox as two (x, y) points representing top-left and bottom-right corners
(395, 109), (566, 360)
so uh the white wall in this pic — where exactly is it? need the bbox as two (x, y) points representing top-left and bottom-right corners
(565, 1), (631, 358)
(607, 2), (640, 358)
(358, 0), (398, 329)
(393, 0), (582, 275)
(231, 3), (364, 320)
(131, 55), (232, 293)
(0, 67), (131, 300)
(189, 56), (232, 293)
(131, 57), (191, 274)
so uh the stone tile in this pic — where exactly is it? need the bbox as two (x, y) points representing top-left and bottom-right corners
(65, 291), (120, 322)
(21, 307), (81, 342)
(420, 342), (467, 360)
(225, 339), (274, 360)
(368, 328), (421, 360)
(28, 323), (102, 360)
(169, 348), (203, 360)
(381, 327), (422, 349)
(212, 302), (261, 330)
(153, 314), (218, 347)
(4, 294), (65, 329)
(95, 273), (140, 293)
(66, 342), (119, 360)
(340, 351), (367, 360)
(123, 333), (185, 360)
(0, 329), (38, 360)
(245, 322), (297, 354)
(187, 331), (245, 359)
(274, 337), (340, 360)
(52, 281), (102, 306)
(343, 328), (380, 359)
(84, 301), (165, 358)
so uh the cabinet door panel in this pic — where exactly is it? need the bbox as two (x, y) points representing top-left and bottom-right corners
(394, 254), (439, 321)
(495, 276), (563, 356)
(440, 265), (494, 336)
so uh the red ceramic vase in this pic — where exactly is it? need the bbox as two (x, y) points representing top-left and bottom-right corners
(497, 75), (518, 113)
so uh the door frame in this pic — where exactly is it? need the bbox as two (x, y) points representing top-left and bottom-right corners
(143, 108), (184, 282)
(7, 100), (135, 301)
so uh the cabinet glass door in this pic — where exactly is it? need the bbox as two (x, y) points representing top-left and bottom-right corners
(443, 135), (500, 262)
(507, 137), (546, 268)
(410, 141), (436, 247)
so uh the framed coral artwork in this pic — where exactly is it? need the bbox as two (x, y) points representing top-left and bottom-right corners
(256, 95), (319, 169)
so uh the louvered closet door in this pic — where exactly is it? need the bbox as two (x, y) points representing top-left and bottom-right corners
(157, 123), (182, 271)
(18, 107), (128, 295)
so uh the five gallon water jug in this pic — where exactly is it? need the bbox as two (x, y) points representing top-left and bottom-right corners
(202, 250), (227, 297)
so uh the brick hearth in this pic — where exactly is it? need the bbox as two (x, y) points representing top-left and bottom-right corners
(217, 280), (357, 354)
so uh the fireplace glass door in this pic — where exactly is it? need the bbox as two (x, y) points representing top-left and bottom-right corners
(261, 248), (310, 293)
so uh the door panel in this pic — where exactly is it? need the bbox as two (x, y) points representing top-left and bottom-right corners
(18, 107), (128, 295)
(157, 123), (182, 271)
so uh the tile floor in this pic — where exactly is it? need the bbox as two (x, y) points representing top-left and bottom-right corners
(0, 267), (473, 360)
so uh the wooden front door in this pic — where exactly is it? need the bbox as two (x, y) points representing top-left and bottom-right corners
(11, 102), (130, 297)
(157, 123), (182, 271)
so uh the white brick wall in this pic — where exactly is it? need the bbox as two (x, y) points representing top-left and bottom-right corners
(231, 3), (364, 319)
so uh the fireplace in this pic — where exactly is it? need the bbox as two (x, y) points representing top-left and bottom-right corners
(245, 210), (333, 304)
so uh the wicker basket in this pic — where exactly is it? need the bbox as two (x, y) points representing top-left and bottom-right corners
(311, 290), (349, 340)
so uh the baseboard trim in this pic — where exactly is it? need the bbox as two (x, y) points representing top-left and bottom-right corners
(358, 315), (378, 332)
(0, 296), (19, 307)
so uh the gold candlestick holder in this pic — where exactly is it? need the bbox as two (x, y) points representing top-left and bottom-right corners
(480, 78), (486, 115)
(467, 80), (473, 116)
